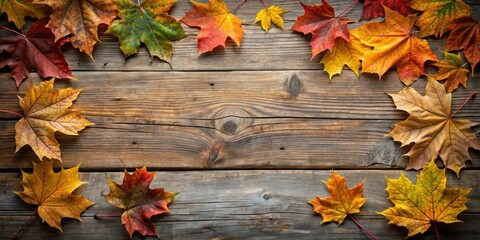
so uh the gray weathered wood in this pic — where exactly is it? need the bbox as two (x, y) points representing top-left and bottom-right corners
(0, 170), (478, 239)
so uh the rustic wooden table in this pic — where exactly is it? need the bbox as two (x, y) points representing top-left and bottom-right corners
(0, 0), (479, 239)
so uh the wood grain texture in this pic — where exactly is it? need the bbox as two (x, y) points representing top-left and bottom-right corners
(0, 170), (478, 239)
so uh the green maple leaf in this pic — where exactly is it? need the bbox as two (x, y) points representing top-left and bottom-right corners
(107, 0), (185, 62)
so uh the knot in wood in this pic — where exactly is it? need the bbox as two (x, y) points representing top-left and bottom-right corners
(214, 108), (252, 136)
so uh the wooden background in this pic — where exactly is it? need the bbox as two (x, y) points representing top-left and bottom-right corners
(0, 0), (479, 239)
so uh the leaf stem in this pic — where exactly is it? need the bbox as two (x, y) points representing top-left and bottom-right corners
(434, 222), (440, 240)
(94, 212), (123, 219)
(450, 91), (477, 118)
(337, 0), (359, 18)
(0, 110), (24, 118)
(231, 0), (248, 13)
(9, 208), (37, 240)
(259, 0), (267, 8)
(0, 25), (25, 37)
(348, 215), (378, 240)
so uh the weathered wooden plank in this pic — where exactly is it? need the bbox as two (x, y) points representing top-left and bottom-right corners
(0, 170), (478, 239)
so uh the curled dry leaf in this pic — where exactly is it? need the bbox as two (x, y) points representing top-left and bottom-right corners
(0, 0), (48, 29)
(309, 171), (366, 224)
(379, 160), (470, 238)
(103, 166), (176, 238)
(410, 0), (471, 38)
(351, 7), (438, 85)
(33, 0), (118, 57)
(108, 0), (185, 63)
(388, 78), (480, 175)
(15, 160), (94, 231)
(292, 0), (353, 59)
(0, 18), (74, 87)
(433, 52), (470, 93)
(255, 5), (287, 32)
(181, 0), (244, 54)
(15, 79), (93, 161)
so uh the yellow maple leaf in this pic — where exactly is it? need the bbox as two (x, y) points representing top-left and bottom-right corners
(255, 5), (287, 32)
(320, 35), (369, 79)
(433, 52), (470, 93)
(379, 159), (470, 238)
(15, 160), (94, 230)
(309, 171), (366, 224)
(15, 80), (94, 162)
(388, 77), (480, 175)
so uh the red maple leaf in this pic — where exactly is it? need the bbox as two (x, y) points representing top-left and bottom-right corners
(292, 0), (353, 58)
(361, 0), (413, 21)
(103, 166), (176, 238)
(446, 17), (480, 74)
(0, 18), (75, 87)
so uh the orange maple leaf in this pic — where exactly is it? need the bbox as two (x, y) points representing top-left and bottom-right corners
(103, 166), (176, 238)
(433, 52), (470, 93)
(181, 0), (244, 54)
(15, 80), (93, 161)
(33, 0), (118, 58)
(292, 0), (353, 58)
(388, 77), (480, 175)
(446, 17), (480, 74)
(309, 171), (366, 224)
(351, 7), (438, 85)
(15, 160), (94, 231)
(379, 160), (470, 238)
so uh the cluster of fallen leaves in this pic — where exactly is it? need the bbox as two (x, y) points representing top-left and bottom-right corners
(1, 0), (479, 239)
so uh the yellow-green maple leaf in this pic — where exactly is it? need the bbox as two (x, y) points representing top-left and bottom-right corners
(0, 0), (47, 29)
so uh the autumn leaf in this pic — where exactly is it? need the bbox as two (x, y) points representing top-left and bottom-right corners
(0, 18), (74, 87)
(388, 77), (480, 175)
(433, 52), (470, 93)
(351, 7), (438, 85)
(33, 0), (118, 57)
(255, 5), (287, 32)
(361, 0), (413, 21)
(292, 0), (354, 58)
(379, 159), (470, 238)
(15, 79), (93, 161)
(181, 0), (244, 54)
(309, 171), (366, 224)
(0, 0), (48, 29)
(320, 35), (369, 79)
(107, 0), (185, 63)
(446, 17), (480, 74)
(15, 160), (94, 231)
(103, 166), (176, 238)
(410, 0), (471, 38)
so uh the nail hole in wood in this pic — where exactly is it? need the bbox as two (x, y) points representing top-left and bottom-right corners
(209, 83), (215, 86)
(279, 147), (285, 150)
(132, 141), (137, 145)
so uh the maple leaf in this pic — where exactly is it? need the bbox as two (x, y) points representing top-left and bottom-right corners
(0, 0), (48, 29)
(33, 0), (118, 58)
(292, 0), (354, 59)
(104, 166), (176, 238)
(320, 35), (369, 79)
(388, 77), (480, 175)
(446, 17), (480, 74)
(351, 7), (438, 85)
(181, 0), (244, 54)
(309, 171), (366, 224)
(433, 52), (470, 93)
(0, 18), (74, 87)
(410, 0), (471, 38)
(15, 79), (93, 161)
(15, 160), (94, 231)
(255, 5), (287, 32)
(361, 0), (413, 21)
(107, 0), (185, 63)
(379, 159), (470, 238)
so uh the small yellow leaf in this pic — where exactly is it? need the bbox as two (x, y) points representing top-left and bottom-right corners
(15, 160), (94, 231)
(255, 5), (287, 32)
(379, 159), (470, 238)
(309, 171), (366, 224)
